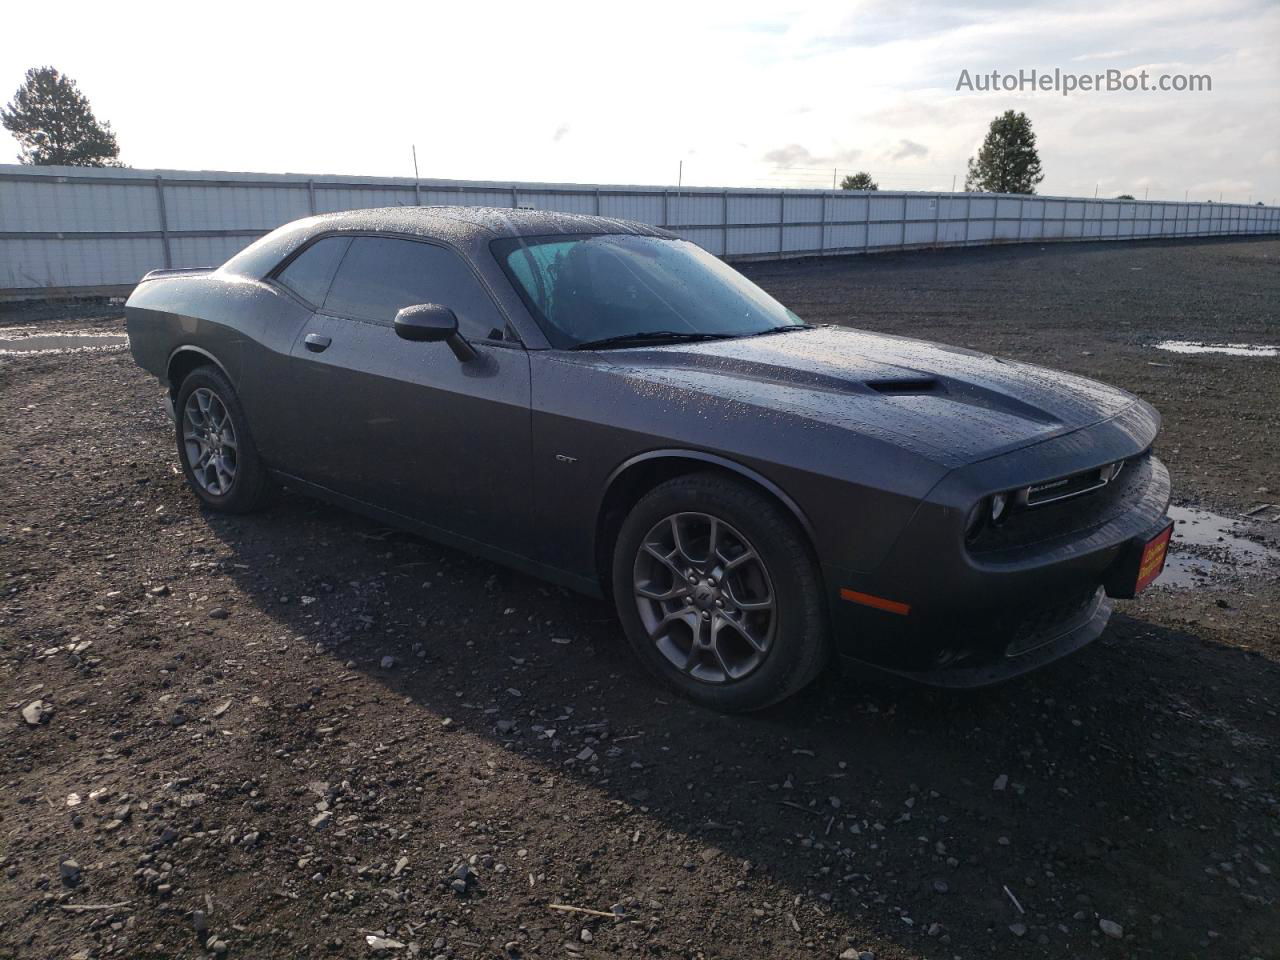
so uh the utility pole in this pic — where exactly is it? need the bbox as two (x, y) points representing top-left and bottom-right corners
(1094, 184), (1099, 198)
(1184, 189), (1189, 201)
(677, 160), (682, 189)
(951, 174), (956, 193)
(1144, 186), (1149, 200)
(411, 145), (419, 180)
(833, 168), (837, 190)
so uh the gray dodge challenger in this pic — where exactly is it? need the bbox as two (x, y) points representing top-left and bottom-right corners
(126, 206), (1173, 711)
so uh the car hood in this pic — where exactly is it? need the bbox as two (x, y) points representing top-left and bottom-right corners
(579, 326), (1141, 467)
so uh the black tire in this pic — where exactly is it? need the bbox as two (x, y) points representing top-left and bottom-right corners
(612, 472), (830, 712)
(173, 366), (271, 513)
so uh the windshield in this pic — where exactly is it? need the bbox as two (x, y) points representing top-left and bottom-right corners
(492, 234), (805, 349)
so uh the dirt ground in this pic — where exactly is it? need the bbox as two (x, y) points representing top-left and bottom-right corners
(2, 236), (1277, 960)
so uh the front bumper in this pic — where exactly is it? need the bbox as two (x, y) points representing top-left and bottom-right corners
(824, 436), (1171, 685)
(848, 587), (1113, 688)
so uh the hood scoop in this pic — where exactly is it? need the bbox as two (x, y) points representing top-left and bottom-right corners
(867, 374), (1060, 425)
(867, 377), (941, 395)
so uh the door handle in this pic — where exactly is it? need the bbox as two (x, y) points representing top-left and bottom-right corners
(304, 333), (332, 353)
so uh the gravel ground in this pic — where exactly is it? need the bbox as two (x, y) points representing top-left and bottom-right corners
(2, 236), (1278, 960)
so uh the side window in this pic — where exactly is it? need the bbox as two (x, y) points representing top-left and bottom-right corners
(322, 236), (505, 340)
(274, 236), (351, 307)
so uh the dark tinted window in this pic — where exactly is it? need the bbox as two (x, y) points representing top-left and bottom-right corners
(274, 236), (351, 306)
(322, 236), (504, 340)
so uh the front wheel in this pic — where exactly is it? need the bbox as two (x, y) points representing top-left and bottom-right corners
(174, 366), (271, 513)
(612, 473), (830, 712)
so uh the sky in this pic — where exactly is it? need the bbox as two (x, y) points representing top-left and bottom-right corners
(1, 0), (1277, 203)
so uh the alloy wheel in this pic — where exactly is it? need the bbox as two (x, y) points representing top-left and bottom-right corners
(632, 511), (776, 683)
(182, 387), (239, 496)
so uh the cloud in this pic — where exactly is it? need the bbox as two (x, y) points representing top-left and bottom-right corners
(763, 143), (818, 166)
(762, 143), (862, 168)
(889, 139), (929, 161)
(1071, 48), (1135, 62)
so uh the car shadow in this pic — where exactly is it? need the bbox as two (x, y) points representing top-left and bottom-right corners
(202, 491), (1280, 957)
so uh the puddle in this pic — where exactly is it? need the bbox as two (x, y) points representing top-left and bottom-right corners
(1154, 340), (1278, 357)
(1159, 505), (1280, 588)
(0, 331), (129, 356)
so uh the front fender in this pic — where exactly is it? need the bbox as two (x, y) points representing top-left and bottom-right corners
(602, 448), (818, 544)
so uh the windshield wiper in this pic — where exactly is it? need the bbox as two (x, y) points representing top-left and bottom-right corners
(571, 330), (738, 350)
(743, 323), (814, 337)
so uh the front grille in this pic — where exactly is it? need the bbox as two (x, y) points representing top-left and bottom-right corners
(969, 451), (1151, 555)
(941, 586), (1103, 666)
(1024, 461), (1120, 505)
(1004, 588), (1101, 656)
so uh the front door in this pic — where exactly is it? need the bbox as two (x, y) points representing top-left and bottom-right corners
(284, 235), (532, 557)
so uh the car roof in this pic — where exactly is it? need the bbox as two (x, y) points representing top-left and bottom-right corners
(301, 205), (676, 242)
(219, 205), (678, 281)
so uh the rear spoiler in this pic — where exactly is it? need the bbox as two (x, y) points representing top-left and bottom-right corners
(139, 267), (214, 282)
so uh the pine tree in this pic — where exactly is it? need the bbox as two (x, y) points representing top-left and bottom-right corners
(2, 67), (121, 166)
(964, 111), (1043, 194)
(840, 172), (879, 191)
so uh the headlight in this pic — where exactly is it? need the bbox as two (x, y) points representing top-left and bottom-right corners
(990, 492), (1009, 523)
(965, 501), (985, 540)
(967, 493), (1010, 541)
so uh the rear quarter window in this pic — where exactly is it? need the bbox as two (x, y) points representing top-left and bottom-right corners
(274, 236), (352, 306)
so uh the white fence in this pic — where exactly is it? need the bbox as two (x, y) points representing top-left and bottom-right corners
(2, 163), (1277, 297)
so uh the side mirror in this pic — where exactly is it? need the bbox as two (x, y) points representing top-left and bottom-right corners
(394, 303), (476, 362)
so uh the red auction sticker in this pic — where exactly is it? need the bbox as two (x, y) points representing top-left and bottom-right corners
(1134, 523), (1173, 594)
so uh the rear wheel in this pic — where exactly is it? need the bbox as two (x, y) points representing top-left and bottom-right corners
(174, 366), (271, 513)
(612, 473), (830, 712)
